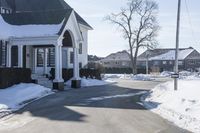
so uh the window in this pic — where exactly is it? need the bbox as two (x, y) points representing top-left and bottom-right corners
(188, 60), (195, 65)
(79, 62), (82, 68)
(70, 52), (74, 64)
(37, 49), (44, 67)
(6, 10), (10, 14)
(163, 61), (166, 65)
(1, 8), (5, 14)
(0, 40), (7, 67)
(37, 48), (55, 67)
(153, 61), (159, 65)
(178, 61), (183, 65)
(104, 62), (110, 65)
(48, 48), (55, 67)
(169, 61), (173, 65)
(79, 43), (82, 54)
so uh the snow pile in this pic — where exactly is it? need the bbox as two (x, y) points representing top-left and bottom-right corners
(160, 71), (174, 77)
(104, 74), (155, 81)
(142, 79), (200, 132)
(103, 74), (134, 80)
(132, 74), (155, 81)
(65, 78), (116, 87)
(0, 83), (53, 115)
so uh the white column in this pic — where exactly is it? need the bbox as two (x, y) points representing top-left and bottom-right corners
(54, 45), (59, 82)
(32, 48), (37, 73)
(73, 46), (80, 80)
(18, 45), (23, 68)
(6, 43), (11, 67)
(44, 48), (48, 75)
(59, 46), (63, 79)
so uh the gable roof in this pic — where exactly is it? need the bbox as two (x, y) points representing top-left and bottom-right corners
(102, 50), (131, 61)
(4, 0), (92, 29)
(138, 47), (195, 61)
(2, 9), (72, 25)
(0, 0), (11, 9)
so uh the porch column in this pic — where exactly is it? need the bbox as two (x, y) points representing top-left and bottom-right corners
(53, 44), (64, 90)
(6, 43), (11, 67)
(18, 45), (23, 68)
(32, 48), (37, 73)
(43, 48), (48, 75)
(59, 45), (63, 79)
(71, 43), (81, 88)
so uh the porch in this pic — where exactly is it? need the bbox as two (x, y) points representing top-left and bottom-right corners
(6, 30), (81, 90)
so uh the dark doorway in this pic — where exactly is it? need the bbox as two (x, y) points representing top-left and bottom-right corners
(62, 31), (73, 47)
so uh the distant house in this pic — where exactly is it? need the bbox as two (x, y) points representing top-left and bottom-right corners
(137, 47), (200, 72)
(99, 50), (131, 68)
(0, 0), (92, 89)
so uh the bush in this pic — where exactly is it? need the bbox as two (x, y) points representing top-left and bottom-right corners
(0, 68), (32, 89)
(50, 68), (102, 82)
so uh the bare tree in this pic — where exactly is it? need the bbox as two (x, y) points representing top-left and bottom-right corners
(105, 0), (159, 74)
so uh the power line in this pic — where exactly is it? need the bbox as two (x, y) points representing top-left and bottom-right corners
(184, 0), (198, 45)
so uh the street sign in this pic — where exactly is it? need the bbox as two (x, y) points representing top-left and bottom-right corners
(171, 73), (179, 79)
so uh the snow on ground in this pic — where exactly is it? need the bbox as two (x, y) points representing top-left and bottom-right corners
(65, 78), (116, 88)
(142, 79), (200, 133)
(103, 74), (155, 81)
(132, 74), (155, 81)
(0, 83), (53, 117)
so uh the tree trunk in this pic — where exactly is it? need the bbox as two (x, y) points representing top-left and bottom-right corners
(132, 47), (139, 75)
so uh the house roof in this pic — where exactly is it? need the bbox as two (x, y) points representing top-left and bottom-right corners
(0, 0), (11, 9)
(2, 9), (72, 25)
(138, 47), (195, 61)
(0, 14), (65, 39)
(101, 50), (131, 61)
(4, 0), (92, 29)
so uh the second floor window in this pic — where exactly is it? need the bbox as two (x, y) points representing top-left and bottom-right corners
(0, 40), (7, 67)
(79, 43), (82, 54)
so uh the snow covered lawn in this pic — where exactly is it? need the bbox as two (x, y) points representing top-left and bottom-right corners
(142, 79), (200, 133)
(103, 74), (155, 81)
(0, 83), (53, 117)
(65, 78), (116, 87)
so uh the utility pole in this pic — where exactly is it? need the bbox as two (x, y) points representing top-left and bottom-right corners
(174, 0), (181, 91)
(146, 44), (149, 75)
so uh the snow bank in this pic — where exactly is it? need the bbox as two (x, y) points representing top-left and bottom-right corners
(132, 74), (155, 81)
(0, 83), (53, 115)
(142, 79), (200, 132)
(103, 74), (132, 80)
(65, 78), (116, 87)
(104, 74), (155, 81)
(160, 71), (174, 77)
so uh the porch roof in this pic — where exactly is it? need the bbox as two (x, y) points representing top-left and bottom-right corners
(0, 9), (72, 40)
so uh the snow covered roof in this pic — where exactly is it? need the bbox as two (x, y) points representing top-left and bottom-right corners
(2, 0), (92, 29)
(0, 10), (72, 39)
(149, 49), (194, 60)
(102, 50), (131, 61)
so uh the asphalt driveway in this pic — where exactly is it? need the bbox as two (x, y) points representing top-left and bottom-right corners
(0, 78), (189, 133)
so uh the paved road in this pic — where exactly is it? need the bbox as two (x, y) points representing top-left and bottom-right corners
(0, 78), (189, 133)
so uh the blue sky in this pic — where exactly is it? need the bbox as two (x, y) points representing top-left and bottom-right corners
(65, 0), (200, 57)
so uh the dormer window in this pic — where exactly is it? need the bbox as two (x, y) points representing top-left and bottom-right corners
(1, 8), (5, 14)
(1, 8), (11, 14)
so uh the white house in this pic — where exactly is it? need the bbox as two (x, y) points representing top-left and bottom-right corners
(0, 0), (92, 89)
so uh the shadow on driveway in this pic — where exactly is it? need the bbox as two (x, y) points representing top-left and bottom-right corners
(12, 84), (149, 122)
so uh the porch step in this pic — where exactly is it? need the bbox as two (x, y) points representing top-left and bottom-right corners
(32, 74), (52, 89)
